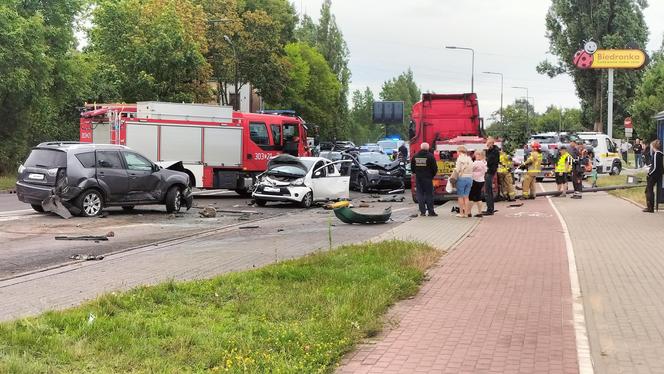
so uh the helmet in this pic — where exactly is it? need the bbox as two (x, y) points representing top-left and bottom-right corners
(531, 142), (541, 151)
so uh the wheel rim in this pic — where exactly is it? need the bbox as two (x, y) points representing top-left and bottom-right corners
(83, 193), (101, 216)
(304, 193), (312, 206)
(174, 190), (181, 211)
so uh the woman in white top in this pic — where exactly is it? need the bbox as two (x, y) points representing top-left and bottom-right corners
(453, 146), (474, 218)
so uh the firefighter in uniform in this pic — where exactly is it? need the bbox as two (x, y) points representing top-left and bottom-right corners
(497, 149), (516, 201)
(521, 142), (542, 199)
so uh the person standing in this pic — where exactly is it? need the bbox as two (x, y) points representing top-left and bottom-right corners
(484, 137), (500, 215)
(453, 146), (474, 218)
(398, 143), (409, 162)
(644, 140), (663, 213)
(634, 138), (644, 169)
(570, 143), (587, 199)
(555, 146), (572, 197)
(620, 140), (630, 163)
(470, 150), (488, 217)
(411, 142), (438, 217)
(497, 148), (517, 201)
(521, 142), (542, 199)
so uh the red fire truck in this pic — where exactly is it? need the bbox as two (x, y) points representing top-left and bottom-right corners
(409, 93), (496, 202)
(80, 102), (311, 195)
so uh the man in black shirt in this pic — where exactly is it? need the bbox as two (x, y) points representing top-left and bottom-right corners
(398, 143), (409, 162)
(644, 140), (663, 213)
(411, 142), (438, 216)
(634, 139), (644, 169)
(484, 137), (500, 215)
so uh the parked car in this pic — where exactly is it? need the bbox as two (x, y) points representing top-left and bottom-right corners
(16, 142), (193, 217)
(319, 151), (343, 162)
(577, 132), (622, 175)
(252, 155), (350, 208)
(343, 151), (405, 192)
(360, 143), (382, 153)
(527, 132), (584, 180)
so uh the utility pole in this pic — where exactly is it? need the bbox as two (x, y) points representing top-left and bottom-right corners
(483, 71), (503, 124)
(513, 86), (529, 135)
(446, 46), (475, 93)
(607, 68), (614, 139)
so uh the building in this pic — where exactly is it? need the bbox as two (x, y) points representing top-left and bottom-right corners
(208, 81), (263, 113)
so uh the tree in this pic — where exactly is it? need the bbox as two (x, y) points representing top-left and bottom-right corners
(533, 106), (587, 133)
(631, 52), (664, 141)
(90, 0), (212, 103)
(538, 0), (649, 133)
(275, 42), (340, 140)
(486, 100), (537, 151)
(348, 88), (383, 144)
(379, 69), (421, 138)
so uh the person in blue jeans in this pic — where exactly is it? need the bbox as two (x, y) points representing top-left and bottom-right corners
(453, 146), (474, 218)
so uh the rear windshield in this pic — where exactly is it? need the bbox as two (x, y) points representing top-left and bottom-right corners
(24, 149), (67, 168)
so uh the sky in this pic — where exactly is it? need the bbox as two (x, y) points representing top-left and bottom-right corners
(297, 0), (664, 121)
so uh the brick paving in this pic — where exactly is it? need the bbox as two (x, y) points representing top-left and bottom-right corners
(553, 192), (664, 374)
(339, 197), (579, 374)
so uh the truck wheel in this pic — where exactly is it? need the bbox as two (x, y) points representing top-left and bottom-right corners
(299, 192), (313, 208)
(165, 186), (182, 213)
(122, 206), (135, 212)
(255, 199), (267, 207)
(31, 204), (45, 213)
(359, 177), (368, 193)
(77, 190), (104, 217)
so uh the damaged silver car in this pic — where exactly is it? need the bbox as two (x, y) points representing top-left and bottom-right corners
(16, 142), (193, 218)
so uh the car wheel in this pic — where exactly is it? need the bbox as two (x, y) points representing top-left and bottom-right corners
(299, 192), (313, 208)
(165, 186), (182, 213)
(255, 199), (267, 207)
(611, 162), (621, 175)
(359, 177), (368, 193)
(122, 205), (135, 212)
(31, 204), (45, 213)
(77, 190), (103, 217)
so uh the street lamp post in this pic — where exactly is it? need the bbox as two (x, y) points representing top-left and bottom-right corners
(483, 71), (503, 124)
(446, 46), (475, 93)
(512, 86), (529, 135)
(224, 35), (240, 111)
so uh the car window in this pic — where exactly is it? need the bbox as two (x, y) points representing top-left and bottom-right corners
(96, 151), (123, 169)
(606, 139), (617, 153)
(123, 152), (153, 171)
(75, 152), (96, 168)
(326, 162), (337, 175)
(283, 123), (299, 139)
(250, 123), (270, 145)
(24, 149), (67, 168)
(313, 161), (326, 178)
(270, 124), (282, 146)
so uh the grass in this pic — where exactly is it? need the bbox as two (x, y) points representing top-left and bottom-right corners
(0, 240), (439, 373)
(0, 174), (16, 191)
(596, 172), (647, 206)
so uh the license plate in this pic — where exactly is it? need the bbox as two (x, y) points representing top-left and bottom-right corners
(28, 173), (44, 180)
(264, 187), (280, 193)
(436, 161), (455, 175)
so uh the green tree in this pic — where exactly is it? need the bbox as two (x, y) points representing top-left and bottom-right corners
(486, 100), (537, 150)
(379, 69), (421, 138)
(275, 42), (340, 140)
(631, 52), (664, 140)
(348, 88), (383, 144)
(90, 0), (212, 103)
(533, 106), (587, 133)
(538, 0), (649, 133)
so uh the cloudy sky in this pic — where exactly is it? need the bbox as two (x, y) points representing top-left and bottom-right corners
(298, 0), (664, 121)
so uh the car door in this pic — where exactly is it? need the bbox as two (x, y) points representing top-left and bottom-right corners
(311, 161), (350, 201)
(325, 160), (351, 199)
(310, 161), (333, 201)
(122, 151), (162, 201)
(95, 150), (129, 202)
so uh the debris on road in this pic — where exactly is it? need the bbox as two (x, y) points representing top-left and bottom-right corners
(105, 231), (115, 238)
(217, 209), (261, 215)
(323, 200), (350, 210)
(199, 207), (217, 218)
(55, 235), (109, 241)
(239, 225), (260, 230)
(41, 195), (72, 219)
(358, 203), (371, 208)
(69, 254), (105, 261)
(508, 203), (524, 208)
(360, 195), (406, 203)
(334, 206), (392, 224)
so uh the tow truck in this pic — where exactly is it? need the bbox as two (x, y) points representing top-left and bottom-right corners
(80, 102), (311, 195)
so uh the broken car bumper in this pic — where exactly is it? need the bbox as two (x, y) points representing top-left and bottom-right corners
(16, 181), (80, 206)
(252, 185), (309, 203)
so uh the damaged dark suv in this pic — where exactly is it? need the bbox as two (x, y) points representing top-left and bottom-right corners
(343, 151), (405, 192)
(16, 142), (193, 217)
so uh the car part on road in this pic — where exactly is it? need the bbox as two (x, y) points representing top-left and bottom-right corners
(41, 194), (73, 219)
(334, 206), (392, 224)
(55, 235), (109, 241)
(199, 206), (217, 218)
(388, 188), (405, 194)
(323, 200), (351, 210)
(69, 254), (105, 261)
(239, 225), (260, 229)
(379, 195), (405, 202)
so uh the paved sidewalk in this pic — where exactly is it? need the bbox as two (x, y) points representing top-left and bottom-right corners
(553, 192), (664, 373)
(339, 197), (579, 373)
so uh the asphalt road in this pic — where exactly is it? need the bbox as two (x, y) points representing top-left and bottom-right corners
(0, 190), (416, 279)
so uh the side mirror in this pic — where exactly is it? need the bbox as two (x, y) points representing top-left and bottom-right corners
(152, 164), (161, 172)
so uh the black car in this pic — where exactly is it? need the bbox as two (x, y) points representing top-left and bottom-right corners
(342, 151), (405, 192)
(16, 142), (193, 217)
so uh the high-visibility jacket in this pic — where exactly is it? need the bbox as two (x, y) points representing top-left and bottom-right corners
(524, 151), (542, 174)
(555, 153), (572, 173)
(498, 152), (511, 173)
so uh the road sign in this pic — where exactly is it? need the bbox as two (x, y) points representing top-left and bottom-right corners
(624, 117), (633, 128)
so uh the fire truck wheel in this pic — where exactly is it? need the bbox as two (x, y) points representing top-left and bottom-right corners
(255, 199), (267, 207)
(359, 177), (368, 193)
(77, 189), (104, 217)
(300, 192), (313, 208)
(165, 186), (182, 213)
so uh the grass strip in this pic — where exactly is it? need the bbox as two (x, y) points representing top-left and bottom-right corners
(0, 175), (15, 191)
(595, 173), (646, 206)
(0, 240), (439, 373)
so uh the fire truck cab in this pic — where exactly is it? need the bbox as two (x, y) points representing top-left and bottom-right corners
(80, 102), (310, 195)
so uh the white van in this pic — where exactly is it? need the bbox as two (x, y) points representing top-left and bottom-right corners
(577, 132), (623, 175)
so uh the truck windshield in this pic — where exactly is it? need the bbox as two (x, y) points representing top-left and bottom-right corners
(24, 149), (67, 168)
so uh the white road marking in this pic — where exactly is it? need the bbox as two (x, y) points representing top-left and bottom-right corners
(0, 209), (33, 216)
(546, 191), (595, 374)
(193, 190), (237, 196)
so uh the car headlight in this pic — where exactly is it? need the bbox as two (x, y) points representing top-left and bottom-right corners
(291, 178), (305, 186)
(366, 169), (379, 175)
(18, 164), (25, 174)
